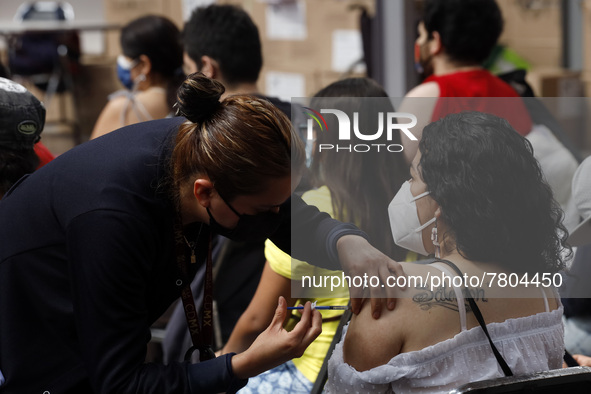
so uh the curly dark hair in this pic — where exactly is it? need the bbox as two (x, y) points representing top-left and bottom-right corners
(419, 111), (569, 274)
(422, 0), (504, 65)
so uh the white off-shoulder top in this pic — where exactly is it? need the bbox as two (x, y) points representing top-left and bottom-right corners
(326, 264), (564, 394)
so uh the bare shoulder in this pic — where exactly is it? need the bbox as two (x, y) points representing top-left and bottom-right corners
(343, 262), (466, 370)
(104, 95), (129, 111)
(398, 83), (440, 163)
(90, 96), (128, 139)
(343, 262), (440, 371)
(405, 81), (440, 98)
(97, 95), (129, 123)
(343, 299), (404, 371)
(134, 89), (170, 118)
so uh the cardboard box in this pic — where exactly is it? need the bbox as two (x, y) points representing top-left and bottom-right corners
(525, 68), (583, 97)
(103, 0), (184, 58)
(584, 0), (591, 78)
(497, 0), (562, 68)
(525, 69), (589, 153)
(103, 0), (183, 25)
(73, 62), (122, 139)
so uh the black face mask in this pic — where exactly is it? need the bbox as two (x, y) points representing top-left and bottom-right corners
(206, 192), (283, 242)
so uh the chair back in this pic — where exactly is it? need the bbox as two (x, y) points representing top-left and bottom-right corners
(8, 1), (79, 90)
(15, 1), (74, 22)
(450, 366), (591, 393)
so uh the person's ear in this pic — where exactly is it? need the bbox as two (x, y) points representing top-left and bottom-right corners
(429, 31), (443, 56)
(200, 55), (220, 79)
(137, 54), (152, 76)
(193, 178), (214, 208)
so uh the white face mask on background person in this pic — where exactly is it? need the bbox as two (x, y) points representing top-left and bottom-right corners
(388, 180), (436, 256)
(117, 55), (139, 90)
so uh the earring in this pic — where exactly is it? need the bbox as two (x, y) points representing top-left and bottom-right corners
(431, 221), (440, 258)
(132, 74), (147, 92)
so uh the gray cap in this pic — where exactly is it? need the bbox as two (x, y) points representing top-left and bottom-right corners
(0, 77), (45, 150)
(568, 156), (591, 247)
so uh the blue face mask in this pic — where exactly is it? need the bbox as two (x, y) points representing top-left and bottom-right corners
(116, 55), (137, 90)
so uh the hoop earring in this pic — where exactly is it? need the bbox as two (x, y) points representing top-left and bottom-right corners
(431, 221), (440, 258)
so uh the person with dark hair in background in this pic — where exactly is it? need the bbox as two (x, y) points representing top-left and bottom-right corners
(327, 112), (568, 393)
(221, 78), (409, 392)
(0, 77), (46, 198)
(91, 15), (185, 139)
(0, 72), (402, 393)
(182, 5), (272, 106)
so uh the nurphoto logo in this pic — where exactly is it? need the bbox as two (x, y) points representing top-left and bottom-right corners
(303, 107), (418, 153)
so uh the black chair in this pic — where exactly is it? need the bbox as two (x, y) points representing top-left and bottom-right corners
(450, 366), (591, 393)
(497, 69), (584, 164)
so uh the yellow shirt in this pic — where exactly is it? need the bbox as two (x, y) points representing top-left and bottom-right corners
(266, 186), (348, 382)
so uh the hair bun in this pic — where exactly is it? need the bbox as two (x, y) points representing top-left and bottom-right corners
(175, 72), (225, 123)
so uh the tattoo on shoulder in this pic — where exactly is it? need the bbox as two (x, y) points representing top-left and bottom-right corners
(412, 286), (488, 312)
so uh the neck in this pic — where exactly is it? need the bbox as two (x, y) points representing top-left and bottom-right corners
(137, 73), (168, 91)
(436, 250), (475, 270)
(221, 82), (259, 99)
(432, 55), (482, 77)
(437, 250), (507, 274)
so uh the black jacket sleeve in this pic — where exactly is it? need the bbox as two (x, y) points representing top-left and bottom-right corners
(270, 194), (368, 271)
(66, 210), (247, 393)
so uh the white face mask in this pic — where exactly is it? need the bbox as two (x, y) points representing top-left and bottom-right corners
(388, 181), (436, 256)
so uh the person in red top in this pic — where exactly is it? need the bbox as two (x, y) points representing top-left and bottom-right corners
(400, 0), (532, 163)
(33, 141), (55, 168)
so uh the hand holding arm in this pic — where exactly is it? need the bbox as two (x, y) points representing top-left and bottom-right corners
(336, 235), (405, 318)
(281, 195), (405, 319)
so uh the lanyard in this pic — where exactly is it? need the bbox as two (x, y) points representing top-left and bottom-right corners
(173, 213), (216, 362)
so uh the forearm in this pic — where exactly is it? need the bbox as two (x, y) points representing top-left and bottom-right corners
(224, 262), (293, 354)
(223, 312), (266, 354)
